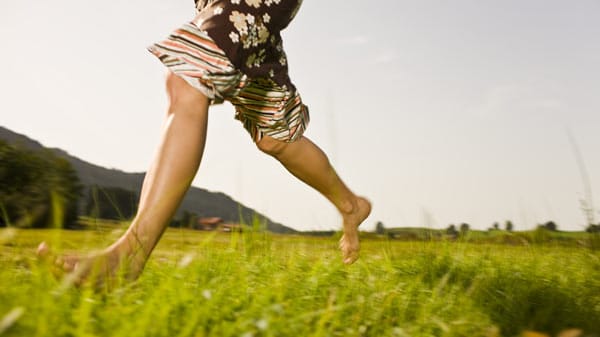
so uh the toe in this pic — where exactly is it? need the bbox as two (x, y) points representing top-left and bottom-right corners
(60, 256), (79, 272)
(343, 251), (359, 265)
(36, 242), (50, 260)
(340, 242), (359, 265)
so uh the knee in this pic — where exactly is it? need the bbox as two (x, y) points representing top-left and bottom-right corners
(164, 70), (207, 109)
(256, 136), (289, 158)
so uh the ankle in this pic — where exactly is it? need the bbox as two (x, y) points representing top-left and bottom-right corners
(109, 235), (141, 259)
(339, 198), (358, 215)
(103, 243), (147, 271)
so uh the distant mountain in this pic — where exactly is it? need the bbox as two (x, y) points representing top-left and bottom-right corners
(0, 126), (297, 233)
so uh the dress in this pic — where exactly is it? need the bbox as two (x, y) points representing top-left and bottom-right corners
(147, 0), (309, 143)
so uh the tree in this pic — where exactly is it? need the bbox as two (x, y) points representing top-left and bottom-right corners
(85, 185), (138, 220)
(460, 223), (470, 236)
(543, 221), (558, 232)
(50, 156), (82, 228)
(446, 224), (458, 237)
(375, 221), (386, 235)
(0, 140), (82, 228)
(0, 141), (45, 227)
(505, 220), (513, 232)
(586, 224), (600, 233)
(493, 222), (500, 231)
(179, 211), (198, 229)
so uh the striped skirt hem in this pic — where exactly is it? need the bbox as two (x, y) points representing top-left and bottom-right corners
(147, 20), (310, 143)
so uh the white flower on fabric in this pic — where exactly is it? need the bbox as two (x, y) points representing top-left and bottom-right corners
(254, 49), (265, 67)
(229, 31), (240, 43)
(246, 14), (255, 25)
(245, 0), (262, 8)
(231, 0), (241, 4)
(243, 35), (252, 49)
(229, 11), (248, 33)
(246, 50), (266, 68)
(265, 0), (273, 5)
(263, 13), (271, 23)
(213, 6), (223, 15)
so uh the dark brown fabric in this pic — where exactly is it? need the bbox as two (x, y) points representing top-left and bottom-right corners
(193, 0), (302, 91)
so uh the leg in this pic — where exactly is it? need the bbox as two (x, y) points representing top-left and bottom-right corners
(256, 135), (371, 264)
(38, 70), (210, 285)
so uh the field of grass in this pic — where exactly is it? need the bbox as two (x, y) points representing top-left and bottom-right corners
(1, 226), (599, 337)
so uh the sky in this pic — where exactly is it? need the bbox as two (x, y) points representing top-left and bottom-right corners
(1, 0), (599, 232)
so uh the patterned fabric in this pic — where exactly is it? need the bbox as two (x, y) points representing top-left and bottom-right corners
(147, 22), (243, 103)
(193, 0), (302, 90)
(230, 77), (308, 142)
(147, 19), (309, 143)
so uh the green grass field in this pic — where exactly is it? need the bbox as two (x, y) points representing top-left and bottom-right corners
(1, 226), (599, 337)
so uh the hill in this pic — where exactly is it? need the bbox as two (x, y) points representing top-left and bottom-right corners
(0, 126), (296, 233)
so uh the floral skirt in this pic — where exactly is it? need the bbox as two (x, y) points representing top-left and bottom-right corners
(146, 19), (309, 143)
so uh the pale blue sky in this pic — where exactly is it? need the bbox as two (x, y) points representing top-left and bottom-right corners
(1, 0), (599, 231)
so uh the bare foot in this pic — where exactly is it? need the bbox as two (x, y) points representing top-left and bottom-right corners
(36, 242), (145, 288)
(339, 196), (372, 264)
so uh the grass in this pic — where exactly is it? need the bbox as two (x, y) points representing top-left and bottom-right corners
(1, 226), (599, 337)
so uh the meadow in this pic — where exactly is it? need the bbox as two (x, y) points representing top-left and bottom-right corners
(1, 225), (599, 337)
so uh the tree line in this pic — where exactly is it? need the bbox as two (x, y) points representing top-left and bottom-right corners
(3, 139), (600, 233)
(0, 140), (141, 228)
(0, 140), (81, 228)
(375, 218), (600, 237)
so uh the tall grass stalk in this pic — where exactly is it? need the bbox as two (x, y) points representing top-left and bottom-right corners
(0, 228), (598, 337)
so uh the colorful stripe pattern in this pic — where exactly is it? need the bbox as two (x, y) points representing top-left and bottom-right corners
(147, 22), (242, 103)
(147, 21), (309, 143)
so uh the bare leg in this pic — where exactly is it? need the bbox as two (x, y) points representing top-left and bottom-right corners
(256, 135), (371, 264)
(38, 70), (210, 285)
